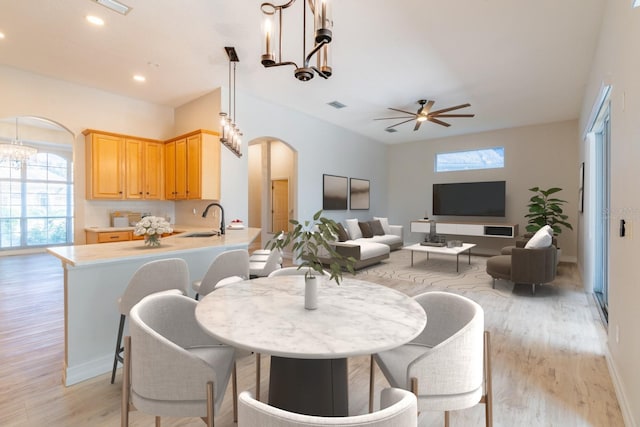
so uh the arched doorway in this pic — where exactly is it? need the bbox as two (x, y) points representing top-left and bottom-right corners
(0, 116), (74, 253)
(247, 138), (297, 250)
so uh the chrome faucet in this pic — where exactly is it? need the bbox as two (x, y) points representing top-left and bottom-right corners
(202, 202), (225, 235)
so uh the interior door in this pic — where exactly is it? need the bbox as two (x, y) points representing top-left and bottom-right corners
(272, 179), (289, 233)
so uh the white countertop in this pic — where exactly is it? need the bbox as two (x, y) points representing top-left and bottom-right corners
(48, 227), (260, 267)
(195, 276), (427, 359)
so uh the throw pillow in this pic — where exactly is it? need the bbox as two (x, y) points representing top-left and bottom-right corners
(345, 218), (363, 240)
(369, 220), (385, 236)
(358, 222), (374, 238)
(373, 216), (391, 234)
(335, 223), (350, 242)
(525, 227), (553, 249)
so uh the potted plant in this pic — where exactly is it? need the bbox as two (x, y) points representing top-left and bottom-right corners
(525, 187), (573, 235)
(267, 210), (356, 309)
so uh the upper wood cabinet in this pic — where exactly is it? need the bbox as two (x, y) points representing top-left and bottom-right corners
(84, 130), (164, 200)
(164, 130), (220, 200)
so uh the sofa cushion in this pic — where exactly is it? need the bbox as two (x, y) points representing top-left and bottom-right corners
(369, 220), (385, 236)
(335, 223), (350, 242)
(345, 240), (390, 259)
(369, 234), (403, 247)
(373, 217), (391, 234)
(525, 226), (552, 249)
(359, 221), (374, 238)
(345, 219), (362, 240)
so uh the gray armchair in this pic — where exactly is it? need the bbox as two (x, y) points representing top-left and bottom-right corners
(486, 245), (557, 294)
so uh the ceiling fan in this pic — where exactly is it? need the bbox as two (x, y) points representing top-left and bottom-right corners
(375, 99), (475, 131)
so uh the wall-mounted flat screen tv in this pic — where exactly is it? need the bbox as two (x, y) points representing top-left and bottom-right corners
(433, 181), (506, 217)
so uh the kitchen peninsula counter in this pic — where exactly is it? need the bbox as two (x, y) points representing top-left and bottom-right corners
(47, 227), (260, 386)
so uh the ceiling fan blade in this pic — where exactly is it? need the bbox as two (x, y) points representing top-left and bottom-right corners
(413, 120), (422, 131)
(424, 100), (435, 113)
(434, 114), (475, 118)
(385, 118), (416, 130)
(374, 116), (414, 121)
(428, 117), (451, 127)
(429, 103), (471, 116)
(388, 107), (418, 116)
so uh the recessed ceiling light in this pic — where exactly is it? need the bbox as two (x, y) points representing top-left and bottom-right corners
(133, 75), (146, 82)
(86, 15), (105, 26)
(0, 32), (5, 39)
(90, 0), (132, 16)
(634, 0), (640, 7)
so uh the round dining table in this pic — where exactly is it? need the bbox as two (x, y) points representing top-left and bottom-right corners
(195, 275), (426, 416)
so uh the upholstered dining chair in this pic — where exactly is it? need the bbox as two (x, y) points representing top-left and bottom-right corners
(249, 248), (283, 278)
(111, 257), (189, 384)
(369, 291), (492, 427)
(192, 249), (250, 300)
(238, 387), (418, 426)
(122, 292), (235, 427)
(268, 266), (330, 277)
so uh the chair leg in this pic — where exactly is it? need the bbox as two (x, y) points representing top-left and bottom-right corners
(155, 416), (161, 427)
(444, 410), (450, 427)
(195, 293), (199, 301)
(206, 381), (215, 427)
(484, 331), (493, 427)
(255, 353), (261, 401)
(121, 336), (131, 427)
(492, 278), (495, 289)
(369, 355), (375, 413)
(232, 363), (238, 422)
(531, 283), (536, 295)
(111, 314), (126, 384)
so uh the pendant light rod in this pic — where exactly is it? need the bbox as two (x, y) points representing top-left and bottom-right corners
(219, 47), (242, 158)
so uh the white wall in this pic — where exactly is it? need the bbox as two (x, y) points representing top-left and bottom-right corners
(388, 120), (579, 258)
(579, 3), (640, 425)
(0, 65), (175, 244)
(228, 90), (389, 226)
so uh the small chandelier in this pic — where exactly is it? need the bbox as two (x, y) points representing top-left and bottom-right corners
(219, 46), (242, 158)
(0, 118), (38, 166)
(260, 0), (333, 81)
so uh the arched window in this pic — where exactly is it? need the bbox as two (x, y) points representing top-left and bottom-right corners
(0, 145), (73, 249)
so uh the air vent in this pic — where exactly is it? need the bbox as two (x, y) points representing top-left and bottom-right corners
(327, 101), (347, 109)
(385, 128), (398, 133)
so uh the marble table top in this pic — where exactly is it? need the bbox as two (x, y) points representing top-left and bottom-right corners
(195, 276), (427, 359)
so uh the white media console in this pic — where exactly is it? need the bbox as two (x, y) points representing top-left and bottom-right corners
(410, 220), (519, 239)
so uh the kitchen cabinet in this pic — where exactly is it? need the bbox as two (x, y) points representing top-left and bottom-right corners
(84, 130), (163, 200)
(85, 229), (177, 244)
(164, 130), (220, 200)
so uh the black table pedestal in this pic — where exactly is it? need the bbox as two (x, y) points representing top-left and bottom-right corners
(268, 356), (348, 416)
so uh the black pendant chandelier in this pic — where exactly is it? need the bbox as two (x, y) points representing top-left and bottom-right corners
(260, 0), (333, 81)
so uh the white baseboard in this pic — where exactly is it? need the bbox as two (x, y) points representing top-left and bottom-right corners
(64, 354), (113, 386)
(605, 346), (637, 427)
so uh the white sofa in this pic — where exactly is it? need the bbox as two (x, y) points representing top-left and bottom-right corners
(320, 217), (403, 270)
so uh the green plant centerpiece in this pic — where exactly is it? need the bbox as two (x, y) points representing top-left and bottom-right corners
(267, 210), (356, 285)
(525, 187), (573, 235)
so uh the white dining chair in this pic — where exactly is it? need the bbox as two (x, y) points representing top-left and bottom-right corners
(192, 249), (250, 300)
(238, 387), (417, 426)
(110, 258), (189, 384)
(122, 292), (235, 427)
(249, 248), (283, 278)
(369, 291), (492, 427)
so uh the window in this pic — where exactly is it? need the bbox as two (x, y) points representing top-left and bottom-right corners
(435, 147), (505, 172)
(0, 147), (73, 249)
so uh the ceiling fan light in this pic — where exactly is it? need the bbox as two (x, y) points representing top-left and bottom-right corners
(417, 116), (427, 122)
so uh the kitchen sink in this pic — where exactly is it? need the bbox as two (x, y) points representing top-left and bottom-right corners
(181, 232), (220, 238)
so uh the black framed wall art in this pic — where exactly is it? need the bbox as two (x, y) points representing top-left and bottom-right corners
(350, 178), (370, 210)
(322, 174), (348, 210)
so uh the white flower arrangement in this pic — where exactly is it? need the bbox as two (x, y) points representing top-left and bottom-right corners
(134, 216), (173, 237)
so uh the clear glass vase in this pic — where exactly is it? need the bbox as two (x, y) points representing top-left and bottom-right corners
(144, 234), (161, 247)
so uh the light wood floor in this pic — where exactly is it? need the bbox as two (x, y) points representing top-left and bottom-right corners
(0, 253), (624, 426)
